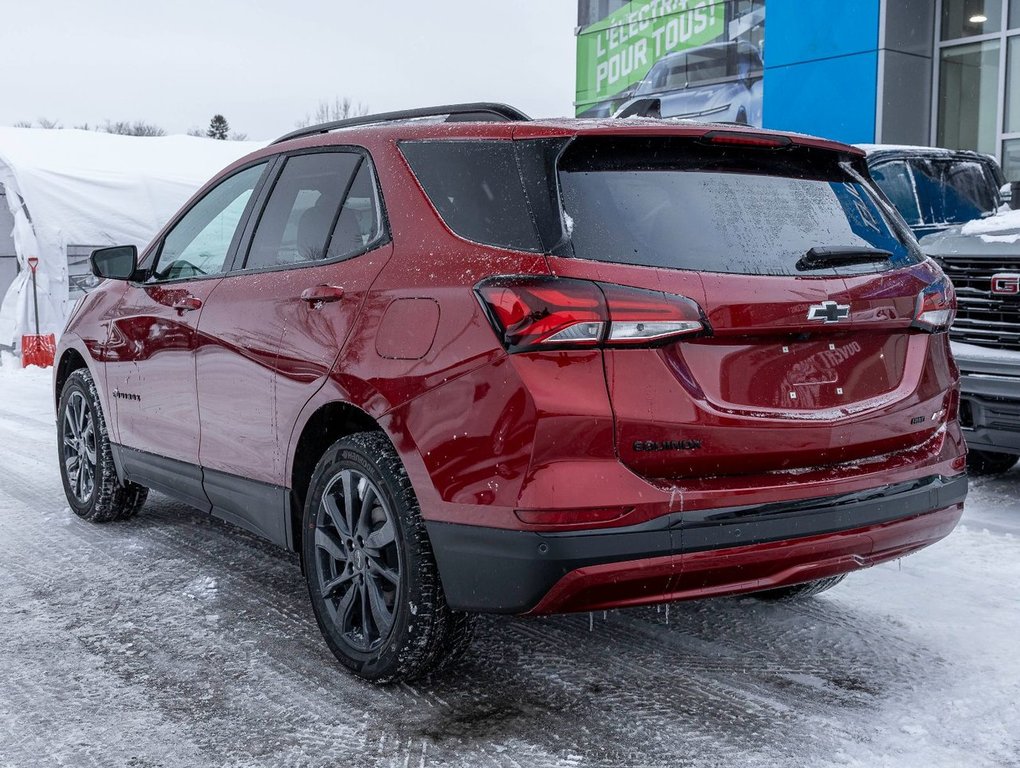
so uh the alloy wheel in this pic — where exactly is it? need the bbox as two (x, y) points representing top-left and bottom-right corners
(314, 469), (401, 653)
(62, 391), (97, 503)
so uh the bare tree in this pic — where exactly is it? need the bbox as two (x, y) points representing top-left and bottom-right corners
(186, 127), (205, 137)
(102, 120), (167, 137)
(296, 97), (368, 128)
(21, 117), (64, 129)
(229, 131), (249, 141)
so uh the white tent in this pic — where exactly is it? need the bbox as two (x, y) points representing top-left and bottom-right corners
(0, 128), (263, 350)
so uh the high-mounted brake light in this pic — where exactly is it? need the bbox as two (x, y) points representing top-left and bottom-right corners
(702, 130), (792, 149)
(475, 276), (708, 353)
(913, 275), (956, 332)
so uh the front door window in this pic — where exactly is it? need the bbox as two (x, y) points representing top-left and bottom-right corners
(150, 162), (267, 281)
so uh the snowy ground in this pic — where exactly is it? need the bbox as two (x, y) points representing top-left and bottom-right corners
(0, 360), (1018, 768)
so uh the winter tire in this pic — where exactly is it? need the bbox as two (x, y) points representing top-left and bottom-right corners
(750, 575), (847, 602)
(57, 368), (148, 522)
(966, 449), (1019, 476)
(302, 431), (471, 683)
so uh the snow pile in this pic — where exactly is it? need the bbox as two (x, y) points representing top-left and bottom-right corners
(0, 128), (264, 349)
(0, 352), (55, 418)
(960, 208), (1020, 236)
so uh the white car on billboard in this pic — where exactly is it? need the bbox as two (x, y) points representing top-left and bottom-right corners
(617, 39), (764, 125)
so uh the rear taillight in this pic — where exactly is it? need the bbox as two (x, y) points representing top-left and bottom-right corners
(475, 276), (708, 353)
(913, 275), (956, 332)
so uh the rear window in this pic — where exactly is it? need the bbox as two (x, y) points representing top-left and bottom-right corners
(401, 136), (921, 276)
(558, 138), (921, 276)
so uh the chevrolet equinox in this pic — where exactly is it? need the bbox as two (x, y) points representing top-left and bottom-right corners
(55, 103), (968, 682)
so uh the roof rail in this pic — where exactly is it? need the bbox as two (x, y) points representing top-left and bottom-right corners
(271, 102), (531, 145)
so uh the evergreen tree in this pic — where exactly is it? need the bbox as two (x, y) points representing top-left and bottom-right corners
(207, 114), (229, 140)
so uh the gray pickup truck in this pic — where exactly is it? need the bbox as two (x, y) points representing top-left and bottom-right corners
(862, 144), (1020, 475)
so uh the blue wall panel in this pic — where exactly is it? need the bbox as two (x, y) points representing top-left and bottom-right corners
(763, 52), (879, 143)
(765, 0), (881, 67)
(762, 0), (882, 143)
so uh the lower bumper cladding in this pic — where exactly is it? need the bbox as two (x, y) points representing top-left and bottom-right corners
(426, 474), (968, 615)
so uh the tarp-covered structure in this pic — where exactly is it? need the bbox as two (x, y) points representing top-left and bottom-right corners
(0, 128), (262, 351)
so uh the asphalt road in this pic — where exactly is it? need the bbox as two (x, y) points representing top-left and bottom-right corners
(1, 366), (1018, 768)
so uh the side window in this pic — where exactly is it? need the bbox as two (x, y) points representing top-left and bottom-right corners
(400, 140), (543, 252)
(244, 151), (382, 270)
(151, 163), (266, 281)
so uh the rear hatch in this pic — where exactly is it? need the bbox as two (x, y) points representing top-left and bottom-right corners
(552, 133), (955, 480)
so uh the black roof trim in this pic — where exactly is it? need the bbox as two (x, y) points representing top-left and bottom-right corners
(271, 103), (531, 145)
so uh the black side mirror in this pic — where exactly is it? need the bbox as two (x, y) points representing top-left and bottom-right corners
(91, 245), (138, 281)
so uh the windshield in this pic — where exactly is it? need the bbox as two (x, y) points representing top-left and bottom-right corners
(870, 156), (1001, 228)
(558, 138), (920, 276)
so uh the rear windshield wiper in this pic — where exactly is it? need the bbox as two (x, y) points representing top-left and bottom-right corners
(796, 246), (892, 271)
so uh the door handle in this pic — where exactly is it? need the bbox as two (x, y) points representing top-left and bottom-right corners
(171, 295), (202, 314)
(300, 285), (345, 306)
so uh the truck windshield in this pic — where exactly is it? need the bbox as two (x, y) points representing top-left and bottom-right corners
(870, 156), (1001, 229)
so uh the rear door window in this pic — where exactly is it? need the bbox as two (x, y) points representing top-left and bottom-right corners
(558, 139), (920, 276)
(243, 151), (382, 270)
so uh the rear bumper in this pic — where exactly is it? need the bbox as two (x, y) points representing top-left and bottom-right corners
(426, 473), (967, 615)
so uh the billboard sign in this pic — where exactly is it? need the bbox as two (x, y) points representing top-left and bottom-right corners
(576, 0), (765, 126)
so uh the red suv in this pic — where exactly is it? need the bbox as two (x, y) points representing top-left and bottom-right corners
(56, 104), (968, 682)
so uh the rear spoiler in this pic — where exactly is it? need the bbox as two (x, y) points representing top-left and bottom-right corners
(609, 96), (865, 158)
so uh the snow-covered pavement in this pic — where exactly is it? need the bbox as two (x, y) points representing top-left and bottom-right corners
(1, 361), (1018, 768)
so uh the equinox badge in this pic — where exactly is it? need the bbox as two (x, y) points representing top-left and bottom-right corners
(807, 300), (851, 323)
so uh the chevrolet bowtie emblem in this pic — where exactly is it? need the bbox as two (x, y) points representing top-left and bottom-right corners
(807, 301), (851, 323)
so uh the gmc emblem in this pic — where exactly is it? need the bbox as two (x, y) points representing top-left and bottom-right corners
(991, 273), (1020, 295)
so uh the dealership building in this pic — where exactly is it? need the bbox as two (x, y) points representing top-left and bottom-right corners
(576, 0), (1020, 180)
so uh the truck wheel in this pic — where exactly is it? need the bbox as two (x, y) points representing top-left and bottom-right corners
(967, 449), (1019, 476)
(751, 575), (846, 602)
(57, 368), (148, 522)
(302, 431), (468, 683)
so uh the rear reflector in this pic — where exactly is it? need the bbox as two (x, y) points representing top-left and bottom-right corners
(476, 276), (708, 353)
(514, 506), (634, 529)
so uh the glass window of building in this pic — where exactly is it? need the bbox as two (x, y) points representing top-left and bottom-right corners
(1003, 139), (1020, 181)
(942, 0), (1003, 39)
(1008, 37), (1020, 134)
(937, 41), (1002, 155)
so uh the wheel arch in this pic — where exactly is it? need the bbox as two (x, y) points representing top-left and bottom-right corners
(288, 399), (383, 557)
(54, 347), (90, 410)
